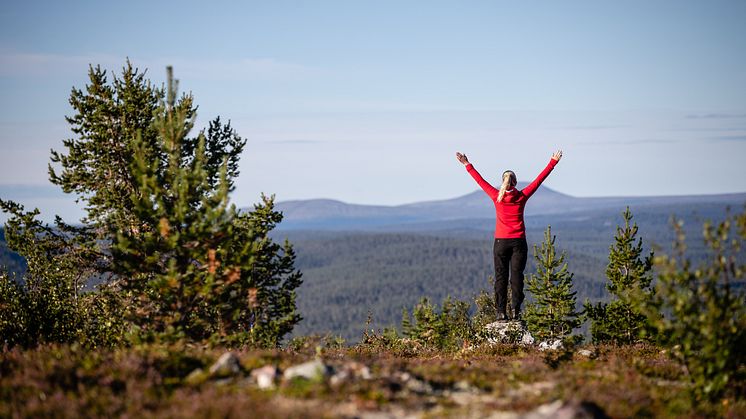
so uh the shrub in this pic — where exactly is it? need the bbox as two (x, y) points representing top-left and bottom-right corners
(640, 209), (746, 401)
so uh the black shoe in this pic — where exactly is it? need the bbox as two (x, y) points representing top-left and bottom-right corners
(512, 310), (522, 321)
(496, 312), (508, 321)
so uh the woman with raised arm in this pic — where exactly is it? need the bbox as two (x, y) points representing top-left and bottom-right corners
(456, 150), (563, 321)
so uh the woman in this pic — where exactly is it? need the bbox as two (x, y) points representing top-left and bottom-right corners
(456, 150), (563, 321)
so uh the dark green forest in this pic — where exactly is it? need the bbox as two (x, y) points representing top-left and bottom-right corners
(280, 202), (732, 340)
(1, 201), (738, 342)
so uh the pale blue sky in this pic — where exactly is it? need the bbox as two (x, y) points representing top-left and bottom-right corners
(1, 1), (745, 222)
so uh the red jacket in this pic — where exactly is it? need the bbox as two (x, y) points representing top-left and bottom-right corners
(466, 159), (558, 239)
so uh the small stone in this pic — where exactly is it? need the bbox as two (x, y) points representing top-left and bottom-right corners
(251, 365), (278, 389)
(283, 358), (332, 382)
(453, 380), (472, 392)
(208, 352), (242, 378)
(576, 349), (593, 357)
(526, 400), (609, 419)
(538, 339), (564, 351)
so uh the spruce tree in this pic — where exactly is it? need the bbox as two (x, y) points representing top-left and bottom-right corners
(523, 226), (581, 342)
(584, 207), (655, 344)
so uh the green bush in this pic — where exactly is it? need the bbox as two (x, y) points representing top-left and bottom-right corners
(640, 209), (746, 401)
(401, 296), (473, 351)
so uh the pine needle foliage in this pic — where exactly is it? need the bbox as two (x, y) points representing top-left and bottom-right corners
(639, 209), (746, 401)
(584, 207), (655, 344)
(401, 296), (472, 350)
(1, 63), (302, 348)
(523, 226), (581, 342)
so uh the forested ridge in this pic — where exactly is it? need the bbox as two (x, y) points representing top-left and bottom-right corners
(2, 200), (739, 342)
(280, 200), (738, 340)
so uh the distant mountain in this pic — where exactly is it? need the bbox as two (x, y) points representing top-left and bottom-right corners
(271, 185), (746, 230)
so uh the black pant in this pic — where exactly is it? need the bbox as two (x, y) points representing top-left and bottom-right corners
(493, 237), (528, 315)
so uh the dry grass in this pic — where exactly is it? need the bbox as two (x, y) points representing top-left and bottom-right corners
(1, 342), (743, 418)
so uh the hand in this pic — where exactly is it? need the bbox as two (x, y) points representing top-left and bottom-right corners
(456, 152), (470, 165)
(551, 150), (563, 162)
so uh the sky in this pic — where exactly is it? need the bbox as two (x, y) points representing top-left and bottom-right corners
(1, 0), (745, 222)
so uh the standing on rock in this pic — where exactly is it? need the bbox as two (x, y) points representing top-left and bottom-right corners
(456, 150), (563, 321)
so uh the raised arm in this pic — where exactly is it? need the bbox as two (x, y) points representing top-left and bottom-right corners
(456, 152), (499, 200)
(522, 150), (562, 199)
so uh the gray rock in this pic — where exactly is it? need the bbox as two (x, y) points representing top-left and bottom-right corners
(538, 339), (564, 351)
(330, 361), (372, 386)
(484, 320), (535, 345)
(576, 349), (593, 357)
(283, 358), (333, 382)
(251, 365), (278, 389)
(524, 400), (609, 419)
(208, 352), (242, 378)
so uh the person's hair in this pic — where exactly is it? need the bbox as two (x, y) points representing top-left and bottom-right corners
(497, 170), (517, 202)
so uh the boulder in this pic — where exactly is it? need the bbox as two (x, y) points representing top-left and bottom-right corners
(484, 320), (535, 345)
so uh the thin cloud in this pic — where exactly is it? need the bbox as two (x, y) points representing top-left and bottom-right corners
(578, 138), (680, 146)
(711, 135), (746, 142)
(263, 139), (326, 145)
(0, 51), (318, 81)
(685, 113), (746, 119)
(561, 125), (628, 130)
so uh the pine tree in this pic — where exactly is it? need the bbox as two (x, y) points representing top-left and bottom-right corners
(1, 62), (302, 347)
(523, 226), (581, 342)
(111, 67), (301, 345)
(584, 207), (655, 344)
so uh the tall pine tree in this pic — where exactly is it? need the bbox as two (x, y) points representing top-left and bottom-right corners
(523, 226), (581, 342)
(1, 62), (302, 347)
(584, 207), (655, 344)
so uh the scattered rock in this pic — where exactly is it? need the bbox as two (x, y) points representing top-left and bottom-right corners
(330, 361), (372, 386)
(251, 365), (279, 389)
(484, 320), (535, 345)
(576, 349), (594, 358)
(283, 358), (333, 382)
(393, 371), (435, 395)
(524, 400), (609, 419)
(508, 380), (557, 399)
(538, 339), (563, 351)
(208, 352), (242, 378)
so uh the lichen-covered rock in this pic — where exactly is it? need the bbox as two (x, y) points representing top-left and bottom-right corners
(208, 352), (242, 378)
(538, 339), (564, 351)
(484, 320), (535, 345)
(576, 348), (594, 358)
(283, 358), (333, 382)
